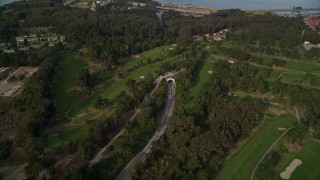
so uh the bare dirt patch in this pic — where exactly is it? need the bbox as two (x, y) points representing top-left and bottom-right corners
(131, 54), (140, 58)
(269, 107), (287, 116)
(283, 140), (302, 152)
(0, 67), (38, 97)
(10, 67), (38, 78)
(0, 81), (22, 97)
(280, 159), (302, 179)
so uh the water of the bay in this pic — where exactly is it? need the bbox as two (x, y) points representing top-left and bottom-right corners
(156, 0), (320, 9)
(0, 0), (21, 6)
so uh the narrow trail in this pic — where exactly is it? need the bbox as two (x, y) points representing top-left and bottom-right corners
(89, 129), (125, 165)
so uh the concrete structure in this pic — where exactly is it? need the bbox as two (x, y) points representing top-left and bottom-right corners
(165, 77), (175, 83)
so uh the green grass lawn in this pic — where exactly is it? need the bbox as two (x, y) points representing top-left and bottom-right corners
(120, 45), (172, 70)
(52, 52), (88, 123)
(68, 56), (179, 117)
(70, 3), (90, 8)
(280, 73), (305, 85)
(217, 112), (297, 180)
(261, 56), (273, 65)
(72, 106), (115, 124)
(274, 140), (320, 180)
(43, 125), (86, 149)
(185, 56), (215, 105)
(101, 58), (178, 100)
(268, 70), (283, 80)
(283, 61), (320, 74)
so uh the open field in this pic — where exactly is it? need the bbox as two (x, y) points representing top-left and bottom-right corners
(69, 56), (180, 117)
(51, 52), (88, 123)
(217, 111), (297, 180)
(120, 45), (173, 70)
(185, 55), (215, 105)
(70, 2), (90, 9)
(43, 125), (86, 149)
(280, 73), (305, 85)
(283, 61), (320, 74)
(274, 140), (320, 180)
(72, 106), (115, 124)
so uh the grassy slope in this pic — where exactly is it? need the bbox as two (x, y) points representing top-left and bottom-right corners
(217, 112), (296, 180)
(69, 56), (179, 117)
(185, 56), (214, 105)
(283, 61), (320, 74)
(43, 48), (178, 149)
(274, 140), (320, 180)
(52, 52), (88, 123)
(120, 45), (171, 70)
(280, 73), (305, 84)
(43, 125), (86, 149)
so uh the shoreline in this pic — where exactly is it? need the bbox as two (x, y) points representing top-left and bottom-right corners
(157, 2), (320, 14)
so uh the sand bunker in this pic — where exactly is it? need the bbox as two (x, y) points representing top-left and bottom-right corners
(140, 76), (145, 79)
(208, 71), (213, 74)
(280, 159), (302, 179)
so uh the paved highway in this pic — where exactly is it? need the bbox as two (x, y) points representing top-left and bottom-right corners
(90, 73), (177, 165)
(115, 81), (176, 180)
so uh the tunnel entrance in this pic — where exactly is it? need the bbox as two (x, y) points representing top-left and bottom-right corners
(165, 77), (175, 83)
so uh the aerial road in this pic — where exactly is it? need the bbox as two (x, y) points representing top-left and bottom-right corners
(89, 74), (177, 165)
(115, 80), (176, 180)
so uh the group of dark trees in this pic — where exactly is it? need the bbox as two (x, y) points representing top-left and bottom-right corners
(78, 69), (99, 91)
(0, 45), (63, 180)
(132, 71), (266, 179)
(0, 43), (64, 66)
(13, 57), (57, 151)
(216, 46), (288, 68)
(305, 47), (320, 63)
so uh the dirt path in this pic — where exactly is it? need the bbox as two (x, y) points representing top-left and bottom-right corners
(89, 129), (125, 165)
